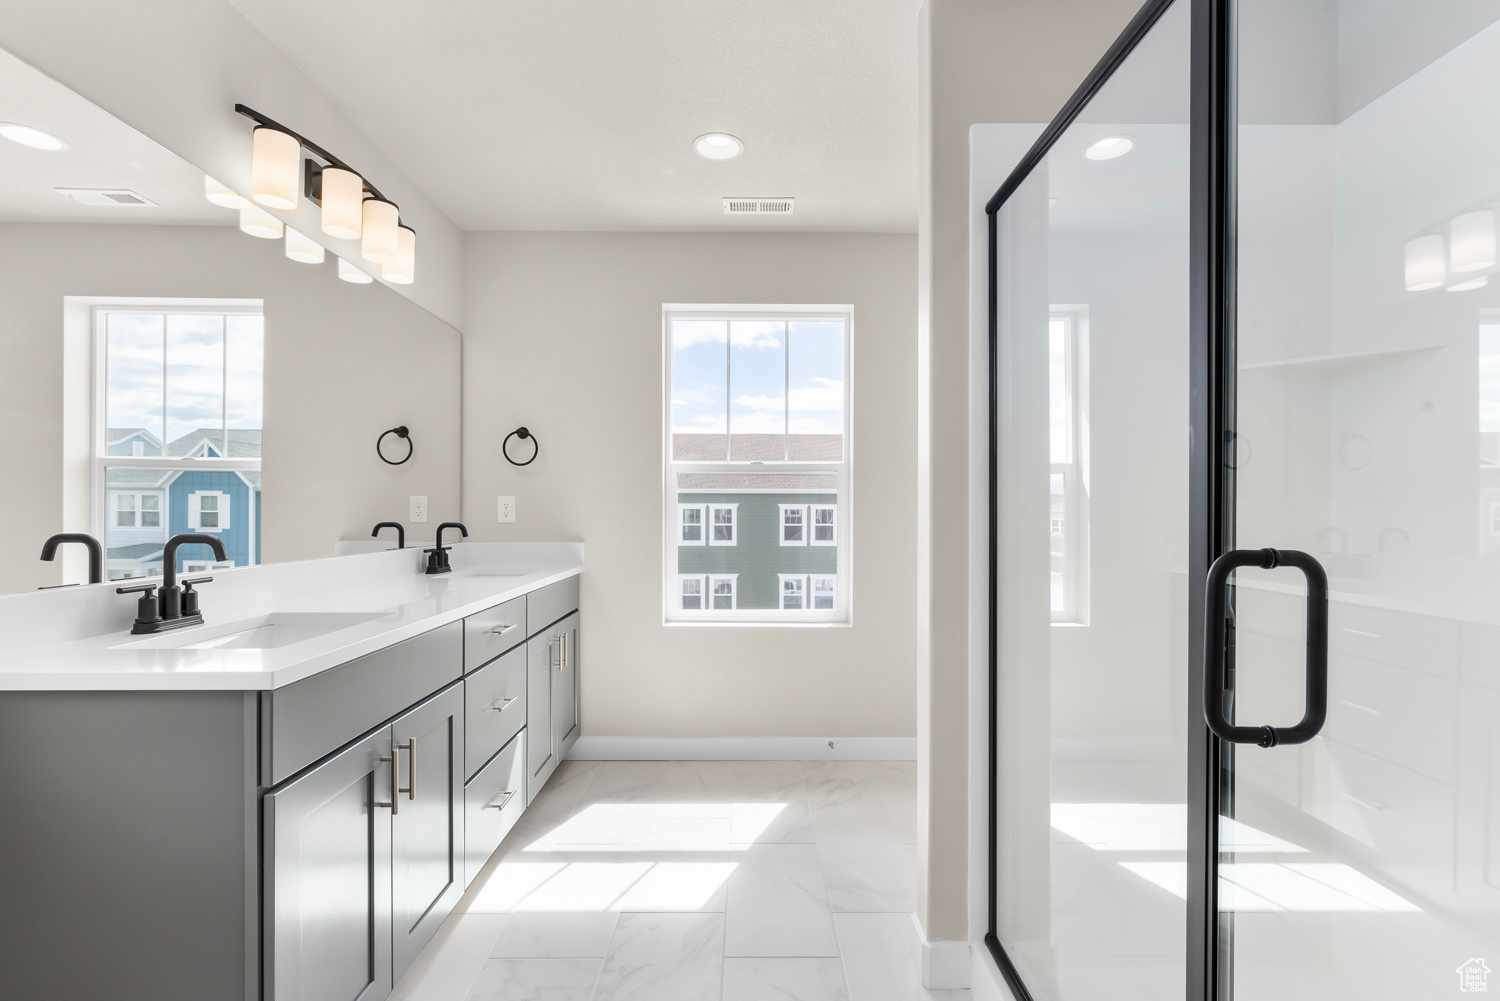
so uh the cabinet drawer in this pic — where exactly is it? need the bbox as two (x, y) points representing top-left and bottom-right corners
(466, 645), (526, 780)
(265, 622), (462, 786)
(527, 575), (580, 637)
(464, 596), (526, 673)
(1330, 601), (1457, 679)
(464, 731), (526, 888)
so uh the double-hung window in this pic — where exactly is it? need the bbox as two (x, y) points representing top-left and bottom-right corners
(1049, 308), (1089, 623)
(94, 304), (264, 581)
(665, 307), (850, 621)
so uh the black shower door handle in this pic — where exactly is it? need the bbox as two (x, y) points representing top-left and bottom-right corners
(1204, 548), (1328, 747)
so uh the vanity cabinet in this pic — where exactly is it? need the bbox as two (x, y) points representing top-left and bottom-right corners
(526, 609), (581, 801)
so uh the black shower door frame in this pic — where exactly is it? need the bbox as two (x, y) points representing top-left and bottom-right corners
(983, 0), (1234, 998)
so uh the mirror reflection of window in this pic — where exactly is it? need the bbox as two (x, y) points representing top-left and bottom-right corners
(1049, 309), (1088, 622)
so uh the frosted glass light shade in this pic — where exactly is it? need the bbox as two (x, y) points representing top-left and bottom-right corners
(1450, 209), (1496, 273)
(383, 225), (416, 284)
(1404, 234), (1446, 291)
(250, 127), (300, 211)
(361, 198), (399, 265)
(204, 175), (250, 210)
(338, 257), (374, 283)
(239, 204), (284, 239)
(284, 227), (325, 264)
(320, 166), (363, 240)
(1448, 275), (1489, 292)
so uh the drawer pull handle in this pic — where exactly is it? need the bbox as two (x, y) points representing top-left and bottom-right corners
(1340, 698), (1382, 716)
(1341, 627), (1382, 639)
(397, 739), (416, 801)
(377, 744), (401, 814)
(1339, 790), (1387, 813)
(488, 790), (518, 811)
(489, 697), (519, 713)
(490, 623), (520, 636)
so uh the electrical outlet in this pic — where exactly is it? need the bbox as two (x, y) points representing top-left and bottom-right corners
(497, 495), (515, 523)
(410, 495), (428, 523)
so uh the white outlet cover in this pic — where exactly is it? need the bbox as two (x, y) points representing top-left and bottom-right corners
(410, 495), (428, 523)
(497, 495), (515, 523)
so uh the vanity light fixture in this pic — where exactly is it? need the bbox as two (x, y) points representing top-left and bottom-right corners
(1450, 209), (1496, 273)
(1084, 135), (1134, 160)
(383, 224), (416, 284)
(694, 133), (743, 160)
(239, 204), (284, 239)
(234, 104), (416, 282)
(284, 226), (325, 264)
(338, 257), (374, 283)
(203, 175), (251, 210)
(0, 122), (68, 150)
(1447, 275), (1489, 292)
(1403, 234), (1446, 291)
(251, 126), (301, 210)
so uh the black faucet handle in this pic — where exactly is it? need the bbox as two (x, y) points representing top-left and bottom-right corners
(181, 576), (214, 587)
(116, 582), (162, 627)
(116, 582), (158, 595)
(181, 577), (212, 617)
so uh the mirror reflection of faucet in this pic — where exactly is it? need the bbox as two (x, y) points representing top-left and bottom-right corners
(372, 522), (406, 549)
(116, 533), (227, 634)
(39, 533), (103, 586)
(424, 522), (468, 575)
(1316, 527), (1372, 579)
(1377, 527), (1410, 554)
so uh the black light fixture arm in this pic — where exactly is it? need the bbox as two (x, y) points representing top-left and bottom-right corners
(233, 103), (408, 223)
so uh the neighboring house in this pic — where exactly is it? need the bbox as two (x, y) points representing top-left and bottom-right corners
(105, 427), (262, 580)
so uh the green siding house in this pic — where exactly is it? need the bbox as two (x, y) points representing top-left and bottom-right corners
(676, 491), (837, 610)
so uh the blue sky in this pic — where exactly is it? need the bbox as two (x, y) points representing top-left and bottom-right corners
(671, 318), (844, 438)
(107, 313), (263, 445)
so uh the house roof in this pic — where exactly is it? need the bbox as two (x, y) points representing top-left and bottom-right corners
(107, 543), (164, 560)
(168, 428), (262, 459)
(677, 473), (838, 491)
(672, 434), (843, 462)
(108, 427), (163, 446)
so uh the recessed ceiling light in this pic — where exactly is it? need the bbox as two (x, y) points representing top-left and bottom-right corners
(1447, 275), (1488, 292)
(0, 122), (68, 151)
(694, 133), (743, 160)
(1084, 135), (1133, 160)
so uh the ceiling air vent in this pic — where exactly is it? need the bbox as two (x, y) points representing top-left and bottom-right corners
(723, 197), (795, 215)
(54, 187), (157, 207)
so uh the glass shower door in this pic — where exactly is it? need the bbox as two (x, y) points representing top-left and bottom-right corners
(1224, 2), (1500, 996)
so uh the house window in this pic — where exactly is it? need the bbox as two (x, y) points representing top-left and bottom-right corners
(780, 504), (806, 545)
(183, 559), (235, 573)
(94, 305), (263, 580)
(779, 574), (805, 609)
(1049, 308), (1090, 623)
(680, 575), (704, 610)
(665, 307), (850, 621)
(711, 575), (737, 610)
(777, 574), (837, 611)
(680, 505), (705, 545)
(710, 504), (738, 545)
(811, 505), (836, 546)
(678, 574), (738, 610)
(811, 574), (837, 609)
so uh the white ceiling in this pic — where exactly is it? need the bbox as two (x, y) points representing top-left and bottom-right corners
(227, 0), (921, 233)
(0, 48), (228, 226)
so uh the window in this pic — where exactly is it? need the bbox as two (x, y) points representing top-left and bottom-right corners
(183, 560), (235, 573)
(677, 574), (738, 611)
(780, 504), (806, 545)
(665, 307), (850, 622)
(710, 504), (738, 546)
(94, 306), (263, 581)
(680, 504), (705, 545)
(1049, 308), (1090, 623)
(811, 505), (836, 545)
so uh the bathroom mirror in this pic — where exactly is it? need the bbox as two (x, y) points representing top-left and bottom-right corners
(0, 46), (462, 594)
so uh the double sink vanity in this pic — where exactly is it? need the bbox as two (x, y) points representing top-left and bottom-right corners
(0, 542), (583, 1001)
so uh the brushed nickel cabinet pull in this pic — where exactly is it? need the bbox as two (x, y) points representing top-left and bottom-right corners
(490, 623), (519, 636)
(397, 739), (415, 801)
(377, 745), (400, 814)
(489, 697), (519, 713)
(488, 790), (517, 811)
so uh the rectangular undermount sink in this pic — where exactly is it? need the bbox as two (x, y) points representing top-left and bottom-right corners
(116, 612), (388, 651)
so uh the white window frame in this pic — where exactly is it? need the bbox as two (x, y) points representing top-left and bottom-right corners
(190, 490), (230, 533)
(777, 573), (807, 610)
(679, 504), (707, 545)
(1050, 307), (1090, 625)
(810, 574), (837, 610)
(663, 305), (853, 624)
(679, 574), (707, 610)
(112, 491), (165, 530)
(779, 504), (808, 546)
(709, 574), (738, 610)
(708, 503), (739, 546)
(91, 303), (262, 560)
(810, 504), (836, 546)
(183, 559), (235, 573)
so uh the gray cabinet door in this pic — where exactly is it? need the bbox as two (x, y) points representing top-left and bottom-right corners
(390, 682), (466, 983)
(264, 727), (393, 1001)
(526, 632), (555, 802)
(551, 612), (580, 757)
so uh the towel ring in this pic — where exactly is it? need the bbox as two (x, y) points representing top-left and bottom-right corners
(377, 426), (413, 466)
(503, 427), (538, 467)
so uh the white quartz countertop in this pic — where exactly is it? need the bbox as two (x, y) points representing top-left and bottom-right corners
(0, 542), (583, 691)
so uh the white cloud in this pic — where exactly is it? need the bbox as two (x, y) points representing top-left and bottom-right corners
(788, 378), (843, 413)
(732, 393), (785, 412)
(672, 321), (727, 349)
(730, 321), (783, 349)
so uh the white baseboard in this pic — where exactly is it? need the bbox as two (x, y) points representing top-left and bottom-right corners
(908, 913), (971, 989)
(567, 736), (916, 761)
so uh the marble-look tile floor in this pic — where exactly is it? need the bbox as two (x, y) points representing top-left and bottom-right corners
(391, 759), (970, 1001)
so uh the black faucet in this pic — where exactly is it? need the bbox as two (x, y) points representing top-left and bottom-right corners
(372, 522), (405, 549)
(116, 533), (227, 634)
(424, 522), (468, 574)
(40, 533), (103, 585)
